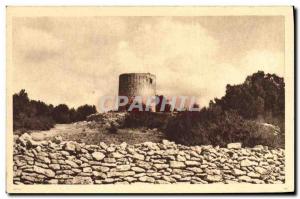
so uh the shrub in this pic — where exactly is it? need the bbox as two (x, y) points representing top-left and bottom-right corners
(123, 111), (172, 129)
(24, 116), (55, 131)
(13, 89), (97, 131)
(13, 115), (55, 131)
(108, 122), (118, 134)
(164, 71), (285, 148)
(75, 105), (97, 121)
(52, 104), (97, 123)
(215, 71), (285, 131)
(52, 104), (71, 123)
(165, 109), (283, 148)
(13, 90), (55, 131)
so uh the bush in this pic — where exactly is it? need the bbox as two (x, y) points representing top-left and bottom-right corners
(13, 90), (55, 131)
(52, 104), (71, 123)
(123, 111), (172, 129)
(108, 122), (118, 134)
(215, 71), (285, 132)
(13, 89), (97, 131)
(75, 105), (97, 121)
(13, 115), (55, 131)
(164, 71), (285, 148)
(24, 116), (55, 131)
(165, 109), (283, 148)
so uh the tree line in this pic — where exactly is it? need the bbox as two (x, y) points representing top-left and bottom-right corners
(165, 71), (285, 147)
(13, 89), (97, 131)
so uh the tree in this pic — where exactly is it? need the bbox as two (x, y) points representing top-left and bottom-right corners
(69, 108), (77, 122)
(13, 89), (98, 131)
(52, 104), (70, 123)
(13, 90), (55, 131)
(75, 105), (97, 121)
(13, 89), (30, 118)
(215, 71), (284, 120)
(164, 71), (285, 147)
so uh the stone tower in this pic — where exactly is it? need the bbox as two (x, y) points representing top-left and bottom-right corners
(118, 73), (156, 111)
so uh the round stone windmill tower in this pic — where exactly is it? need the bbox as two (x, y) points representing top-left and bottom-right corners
(118, 73), (156, 111)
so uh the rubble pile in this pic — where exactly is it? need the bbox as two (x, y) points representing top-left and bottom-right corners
(86, 112), (127, 129)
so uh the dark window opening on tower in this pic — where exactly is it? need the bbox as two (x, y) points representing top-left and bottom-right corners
(150, 78), (153, 84)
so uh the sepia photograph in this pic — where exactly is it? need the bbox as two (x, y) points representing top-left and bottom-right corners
(6, 6), (294, 193)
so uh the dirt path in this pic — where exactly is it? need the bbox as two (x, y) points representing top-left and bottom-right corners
(29, 122), (165, 145)
(30, 123), (84, 141)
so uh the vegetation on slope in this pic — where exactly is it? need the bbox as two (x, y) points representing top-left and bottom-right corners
(13, 89), (97, 131)
(165, 71), (285, 147)
(13, 71), (285, 148)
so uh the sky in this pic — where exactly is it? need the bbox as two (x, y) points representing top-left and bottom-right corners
(11, 16), (285, 110)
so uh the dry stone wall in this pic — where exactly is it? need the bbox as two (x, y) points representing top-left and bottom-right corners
(13, 133), (285, 185)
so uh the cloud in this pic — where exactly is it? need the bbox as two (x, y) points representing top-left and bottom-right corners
(240, 50), (284, 77)
(13, 27), (63, 62)
(11, 17), (285, 110)
(111, 18), (219, 107)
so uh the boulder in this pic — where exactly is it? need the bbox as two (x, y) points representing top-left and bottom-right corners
(162, 139), (173, 145)
(185, 160), (200, 166)
(253, 145), (264, 150)
(177, 155), (186, 162)
(18, 133), (42, 147)
(120, 142), (127, 150)
(107, 171), (135, 178)
(103, 158), (116, 163)
(238, 175), (252, 182)
(233, 169), (246, 176)
(139, 176), (155, 183)
(186, 167), (203, 173)
(143, 142), (159, 150)
(131, 167), (145, 173)
(67, 176), (93, 184)
(170, 161), (185, 168)
(162, 176), (176, 183)
(116, 165), (131, 171)
(53, 136), (63, 144)
(49, 164), (60, 170)
(153, 164), (169, 169)
(191, 146), (202, 154)
(65, 160), (79, 168)
(92, 166), (110, 172)
(132, 153), (145, 160)
(251, 179), (265, 184)
(205, 175), (222, 182)
(18, 133), (32, 146)
(92, 152), (105, 161)
(83, 167), (93, 173)
(63, 142), (77, 152)
(247, 172), (260, 178)
(111, 152), (123, 159)
(254, 167), (267, 174)
(33, 166), (55, 178)
(47, 179), (59, 184)
(99, 142), (108, 150)
(227, 143), (242, 149)
(241, 159), (258, 167)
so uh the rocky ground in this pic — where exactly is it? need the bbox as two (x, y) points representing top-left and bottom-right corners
(24, 112), (167, 146)
(13, 133), (285, 185)
(28, 122), (165, 145)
